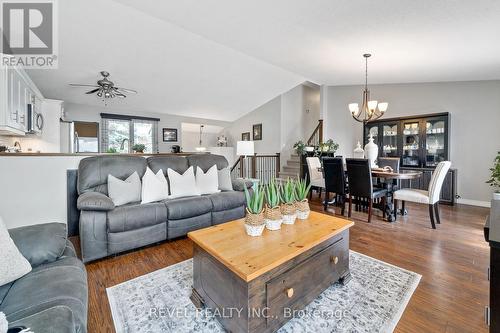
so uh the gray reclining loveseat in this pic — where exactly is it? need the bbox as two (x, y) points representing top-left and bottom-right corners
(76, 154), (250, 263)
(0, 223), (88, 333)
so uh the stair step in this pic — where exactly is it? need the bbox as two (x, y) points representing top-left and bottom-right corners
(283, 166), (299, 173)
(286, 160), (300, 167)
(289, 155), (300, 162)
(279, 171), (299, 179)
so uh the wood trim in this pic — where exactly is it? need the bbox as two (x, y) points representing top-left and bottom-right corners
(365, 112), (450, 124)
(187, 211), (354, 282)
(100, 113), (160, 122)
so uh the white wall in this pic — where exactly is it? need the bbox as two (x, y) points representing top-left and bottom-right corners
(181, 131), (219, 152)
(324, 80), (500, 204)
(64, 102), (231, 153)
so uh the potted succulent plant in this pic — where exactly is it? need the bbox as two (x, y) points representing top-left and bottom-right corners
(295, 177), (312, 219)
(132, 144), (146, 154)
(280, 178), (297, 224)
(244, 184), (266, 236)
(487, 151), (500, 200)
(264, 180), (282, 231)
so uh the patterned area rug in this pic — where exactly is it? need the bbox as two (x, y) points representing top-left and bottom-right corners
(107, 251), (421, 333)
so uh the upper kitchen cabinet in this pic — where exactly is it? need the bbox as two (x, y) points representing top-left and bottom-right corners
(0, 64), (44, 136)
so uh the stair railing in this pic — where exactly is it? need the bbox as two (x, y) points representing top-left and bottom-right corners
(230, 153), (280, 184)
(306, 119), (323, 147)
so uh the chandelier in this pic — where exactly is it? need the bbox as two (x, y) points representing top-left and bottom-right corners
(348, 54), (388, 123)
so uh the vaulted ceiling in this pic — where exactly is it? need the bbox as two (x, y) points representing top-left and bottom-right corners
(28, 0), (500, 121)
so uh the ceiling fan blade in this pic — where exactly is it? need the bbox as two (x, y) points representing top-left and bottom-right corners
(114, 92), (127, 98)
(85, 88), (101, 94)
(69, 83), (100, 88)
(114, 87), (137, 94)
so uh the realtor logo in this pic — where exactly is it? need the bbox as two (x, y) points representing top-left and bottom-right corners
(1, 0), (58, 68)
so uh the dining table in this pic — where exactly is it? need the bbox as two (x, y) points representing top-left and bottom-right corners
(318, 166), (423, 222)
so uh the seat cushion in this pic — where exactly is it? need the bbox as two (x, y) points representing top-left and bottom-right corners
(0, 256), (87, 332)
(164, 196), (212, 220)
(372, 188), (388, 199)
(393, 189), (430, 204)
(107, 202), (167, 233)
(208, 191), (246, 212)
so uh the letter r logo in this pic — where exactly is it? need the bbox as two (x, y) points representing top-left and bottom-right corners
(2, 2), (53, 54)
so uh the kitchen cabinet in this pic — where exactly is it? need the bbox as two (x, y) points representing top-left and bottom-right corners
(0, 64), (43, 136)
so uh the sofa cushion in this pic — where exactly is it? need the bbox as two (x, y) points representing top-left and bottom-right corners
(0, 256), (87, 332)
(107, 202), (167, 233)
(78, 155), (147, 195)
(77, 191), (115, 211)
(187, 154), (228, 172)
(164, 196), (212, 220)
(208, 191), (246, 212)
(9, 223), (67, 268)
(108, 171), (142, 206)
(0, 217), (32, 286)
(167, 213), (212, 239)
(147, 156), (189, 176)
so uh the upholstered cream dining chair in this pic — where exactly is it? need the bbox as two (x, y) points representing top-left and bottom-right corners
(306, 157), (325, 199)
(393, 161), (452, 229)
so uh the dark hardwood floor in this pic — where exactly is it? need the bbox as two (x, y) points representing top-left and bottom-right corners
(72, 195), (490, 333)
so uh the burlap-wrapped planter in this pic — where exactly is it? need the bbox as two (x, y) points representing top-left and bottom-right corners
(244, 209), (265, 237)
(264, 205), (282, 231)
(281, 202), (297, 225)
(295, 199), (311, 220)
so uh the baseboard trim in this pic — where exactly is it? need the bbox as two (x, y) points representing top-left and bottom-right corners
(457, 198), (491, 208)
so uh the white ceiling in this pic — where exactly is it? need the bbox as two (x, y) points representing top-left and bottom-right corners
(28, 0), (500, 121)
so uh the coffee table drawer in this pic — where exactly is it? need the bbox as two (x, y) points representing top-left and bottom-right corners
(265, 236), (348, 326)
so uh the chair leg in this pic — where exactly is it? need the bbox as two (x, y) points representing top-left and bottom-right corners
(368, 199), (373, 223)
(348, 195), (352, 218)
(381, 196), (386, 219)
(309, 188), (313, 200)
(393, 199), (398, 221)
(428, 204), (436, 229)
(402, 200), (406, 214)
(341, 195), (346, 216)
(323, 191), (328, 211)
(434, 203), (441, 224)
(318, 188), (322, 199)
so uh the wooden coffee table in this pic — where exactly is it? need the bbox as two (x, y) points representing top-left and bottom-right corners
(188, 211), (354, 333)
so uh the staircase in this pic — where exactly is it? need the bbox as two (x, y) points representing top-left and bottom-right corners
(278, 154), (300, 180)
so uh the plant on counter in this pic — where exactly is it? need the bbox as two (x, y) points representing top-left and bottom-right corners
(316, 139), (339, 156)
(106, 147), (118, 153)
(295, 177), (312, 220)
(280, 178), (297, 224)
(487, 151), (500, 200)
(264, 179), (282, 231)
(132, 144), (146, 153)
(293, 140), (306, 155)
(244, 184), (266, 236)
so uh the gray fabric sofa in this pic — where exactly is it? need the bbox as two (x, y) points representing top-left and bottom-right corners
(0, 223), (88, 333)
(77, 154), (250, 263)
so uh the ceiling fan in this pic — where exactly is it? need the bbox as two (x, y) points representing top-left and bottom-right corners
(69, 71), (137, 99)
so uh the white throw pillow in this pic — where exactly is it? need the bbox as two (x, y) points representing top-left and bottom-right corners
(167, 167), (199, 198)
(108, 171), (142, 206)
(0, 216), (32, 286)
(141, 168), (169, 204)
(217, 167), (233, 191)
(196, 165), (220, 195)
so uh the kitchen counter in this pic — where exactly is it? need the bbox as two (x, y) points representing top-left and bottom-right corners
(0, 152), (205, 157)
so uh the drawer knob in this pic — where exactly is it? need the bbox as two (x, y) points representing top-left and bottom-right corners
(331, 256), (339, 265)
(286, 288), (294, 298)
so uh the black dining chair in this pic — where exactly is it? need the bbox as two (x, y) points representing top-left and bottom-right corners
(322, 157), (347, 215)
(346, 158), (388, 223)
(377, 157), (401, 187)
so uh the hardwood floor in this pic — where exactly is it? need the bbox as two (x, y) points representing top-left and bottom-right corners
(72, 197), (490, 333)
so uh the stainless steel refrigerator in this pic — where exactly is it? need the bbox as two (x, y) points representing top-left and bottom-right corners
(60, 119), (99, 153)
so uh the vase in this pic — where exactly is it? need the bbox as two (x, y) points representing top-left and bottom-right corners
(364, 134), (378, 168)
(281, 202), (297, 224)
(244, 209), (265, 237)
(494, 192), (500, 201)
(353, 141), (364, 158)
(295, 199), (310, 220)
(264, 205), (282, 231)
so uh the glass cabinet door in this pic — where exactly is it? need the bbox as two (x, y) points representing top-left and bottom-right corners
(381, 123), (398, 157)
(402, 121), (421, 166)
(364, 124), (379, 145)
(425, 118), (447, 167)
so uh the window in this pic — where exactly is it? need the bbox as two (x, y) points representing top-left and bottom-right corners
(101, 114), (159, 153)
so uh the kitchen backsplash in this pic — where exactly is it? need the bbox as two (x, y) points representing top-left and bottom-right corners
(0, 136), (14, 148)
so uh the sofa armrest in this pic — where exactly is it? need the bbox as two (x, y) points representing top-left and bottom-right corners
(77, 192), (115, 211)
(232, 179), (254, 192)
(9, 223), (68, 267)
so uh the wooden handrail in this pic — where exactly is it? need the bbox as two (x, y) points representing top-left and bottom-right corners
(306, 119), (323, 146)
(230, 153), (281, 182)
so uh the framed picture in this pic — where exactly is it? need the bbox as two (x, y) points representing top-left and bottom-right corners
(163, 128), (178, 142)
(241, 132), (251, 141)
(253, 124), (262, 141)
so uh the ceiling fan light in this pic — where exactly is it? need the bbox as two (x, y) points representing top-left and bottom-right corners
(97, 91), (102, 97)
(378, 102), (388, 113)
(348, 103), (359, 115)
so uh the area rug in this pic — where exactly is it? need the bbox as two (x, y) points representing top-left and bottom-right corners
(107, 251), (421, 333)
